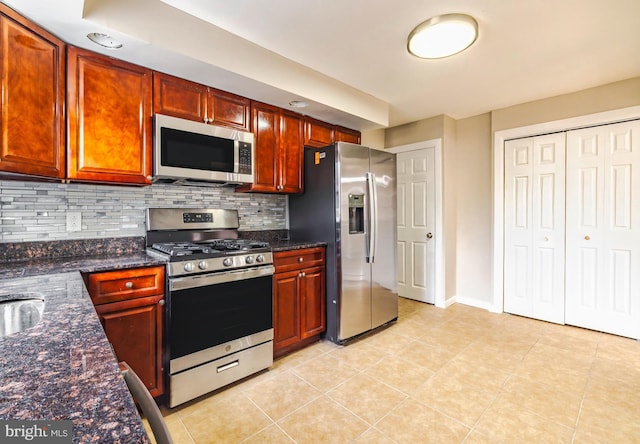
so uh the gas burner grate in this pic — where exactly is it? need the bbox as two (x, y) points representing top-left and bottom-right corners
(151, 242), (216, 256)
(201, 239), (269, 251)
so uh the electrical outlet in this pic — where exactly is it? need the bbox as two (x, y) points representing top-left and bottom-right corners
(66, 211), (82, 232)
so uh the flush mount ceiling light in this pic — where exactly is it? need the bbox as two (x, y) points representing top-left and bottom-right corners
(288, 100), (308, 108)
(407, 13), (478, 59)
(86, 32), (123, 49)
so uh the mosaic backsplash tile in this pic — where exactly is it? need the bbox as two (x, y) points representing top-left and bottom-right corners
(0, 180), (287, 243)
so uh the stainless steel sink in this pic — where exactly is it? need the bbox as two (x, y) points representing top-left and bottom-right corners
(0, 294), (45, 338)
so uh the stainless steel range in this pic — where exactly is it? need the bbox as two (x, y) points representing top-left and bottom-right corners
(146, 208), (274, 408)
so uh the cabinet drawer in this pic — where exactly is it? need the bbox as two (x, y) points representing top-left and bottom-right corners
(274, 247), (325, 273)
(87, 266), (165, 305)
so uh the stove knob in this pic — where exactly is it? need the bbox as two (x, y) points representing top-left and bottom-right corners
(184, 262), (194, 272)
(198, 260), (208, 270)
(256, 254), (265, 263)
(245, 256), (254, 264)
(223, 257), (233, 267)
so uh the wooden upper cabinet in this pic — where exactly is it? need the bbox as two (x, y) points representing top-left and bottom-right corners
(335, 125), (361, 144)
(153, 71), (250, 131)
(244, 101), (279, 192)
(67, 47), (153, 185)
(238, 102), (303, 194)
(209, 87), (251, 131)
(279, 110), (304, 193)
(304, 116), (334, 148)
(153, 72), (207, 122)
(0, 4), (65, 179)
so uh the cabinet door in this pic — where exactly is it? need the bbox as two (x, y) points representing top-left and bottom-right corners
(335, 126), (361, 144)
(153, 71), (207, 123)
(0, 6), (65, 179)
(67, 47), (153, 185)
(273, 270), (301, 354)
(95, 294), (164, 397)
(304, 116), (334, 148)
(209, 88), (250, 131)
(300, 266), (326, 339)
(241, 101), (279, 192)
(279, 110), (304, 193)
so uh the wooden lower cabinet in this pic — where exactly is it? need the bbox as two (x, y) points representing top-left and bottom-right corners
(273, 247), (326, 358)
(86, 266), (165, 398)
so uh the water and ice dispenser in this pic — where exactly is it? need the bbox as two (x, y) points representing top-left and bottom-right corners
(348, 194), (364, 234)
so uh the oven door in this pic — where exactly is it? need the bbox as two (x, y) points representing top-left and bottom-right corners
(168, 265), (274, 374)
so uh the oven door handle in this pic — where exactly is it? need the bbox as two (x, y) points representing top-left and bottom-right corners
(170, 265), (275, 291)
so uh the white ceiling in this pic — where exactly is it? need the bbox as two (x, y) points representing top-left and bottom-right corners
(4, 0), (640, 130)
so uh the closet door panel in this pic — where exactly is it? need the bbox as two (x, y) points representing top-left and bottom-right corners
(531, 134), (565, 323)
(565, 120), (640, 339)
(504, 138), (533, 317)
(504, 134), (565, 323)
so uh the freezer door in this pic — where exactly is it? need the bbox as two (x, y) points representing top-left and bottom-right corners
(337, 143), (372, 340)
(370, 149), (398, 328)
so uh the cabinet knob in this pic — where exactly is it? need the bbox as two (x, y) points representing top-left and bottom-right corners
(125, 281), (133, 289)
(159, 299), (165, 306)
(146, 175), (153, 181)
(301, 272), (306, 277)
(298, 257), (304, 263)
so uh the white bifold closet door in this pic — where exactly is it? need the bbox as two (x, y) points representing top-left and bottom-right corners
(565, 120), (640, 339)
(504, 133), (566, 324)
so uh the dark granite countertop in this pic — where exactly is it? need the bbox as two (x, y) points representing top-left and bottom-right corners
(0, 252), (166, 281)
(0, 252), (163, 443)
(270, 240), (327, 252)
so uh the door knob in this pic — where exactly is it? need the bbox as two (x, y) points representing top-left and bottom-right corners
(584, 235), (591, 240)
(426, 233), (433, 239)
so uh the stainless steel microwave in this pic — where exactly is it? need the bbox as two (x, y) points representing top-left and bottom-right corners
(153, 114), (254, 186)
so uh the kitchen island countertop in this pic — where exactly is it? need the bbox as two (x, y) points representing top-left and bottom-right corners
(0, 252), (165, 443)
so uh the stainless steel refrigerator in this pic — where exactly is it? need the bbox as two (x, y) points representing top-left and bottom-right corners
(289, 142), (397, 344)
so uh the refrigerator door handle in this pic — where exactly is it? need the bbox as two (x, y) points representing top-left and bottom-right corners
(366, 172), (377, 263)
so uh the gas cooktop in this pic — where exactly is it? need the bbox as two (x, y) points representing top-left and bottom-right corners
(150, 239), (270, 260)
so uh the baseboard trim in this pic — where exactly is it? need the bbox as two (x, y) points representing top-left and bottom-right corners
(452, 295), (500, 312)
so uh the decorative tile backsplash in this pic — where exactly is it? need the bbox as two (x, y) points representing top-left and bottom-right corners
(0, 180), (287, 243)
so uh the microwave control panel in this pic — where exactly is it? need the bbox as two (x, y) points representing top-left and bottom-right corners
(238, 142), (252, 174)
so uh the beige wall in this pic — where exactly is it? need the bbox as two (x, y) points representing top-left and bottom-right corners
(384, 115), (445, 147)
(454, 113), (492, 304)
(384, 76), (640, 309)
(361, 128), (385, 150)
(492, 77), (640, 132)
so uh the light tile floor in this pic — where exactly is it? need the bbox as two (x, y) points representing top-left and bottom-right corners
(145, 298), (640, 443)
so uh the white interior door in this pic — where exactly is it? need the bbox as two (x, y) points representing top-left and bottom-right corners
(565, 120), (640, 339)
(396, 148), (435, 303)
(504, 133), (565, 323)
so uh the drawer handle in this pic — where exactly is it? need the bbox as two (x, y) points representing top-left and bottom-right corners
(217, 360), (239, 373)
(125, 281), (134, 289)
(298, 257), (304, 263)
